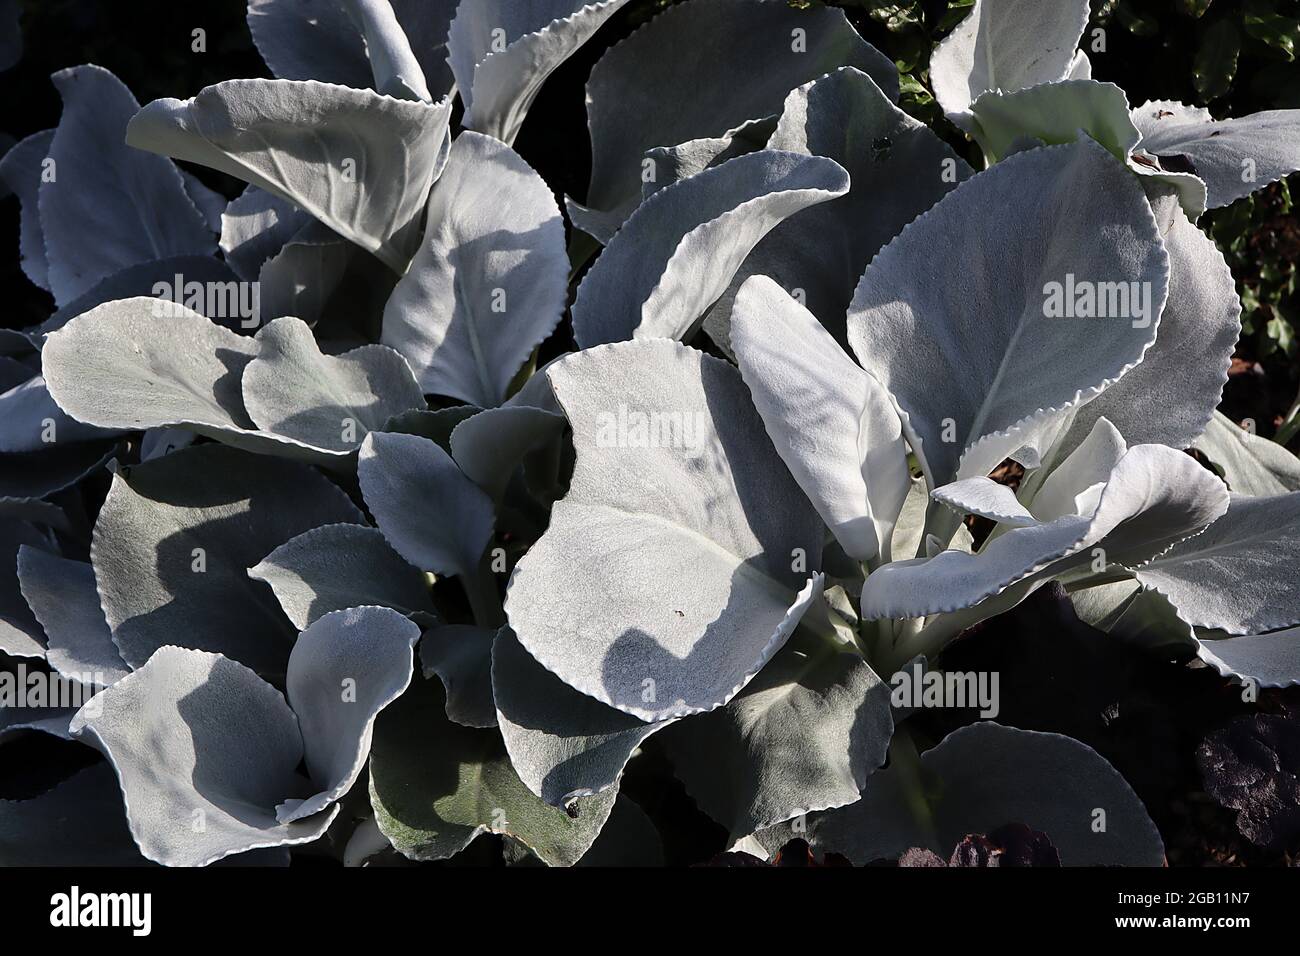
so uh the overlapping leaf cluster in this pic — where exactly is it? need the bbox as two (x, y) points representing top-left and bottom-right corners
(2, 0), (1299, 867)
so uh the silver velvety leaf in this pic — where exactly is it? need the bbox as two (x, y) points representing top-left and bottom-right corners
(707, 67), (972, 351)
(448, 0), (633, 145)
(571, 149), (849, 348)
(570, 0), (897, 242)
(1132, 99), (1300, 209)
(39, 65), (215, 304)
(16, 548), (128, 687)
(242, 317), (425, 452)
(758, 723), (1164, 866)
(731, 276), (910, 564)
(661, 625), (893, 837)
(1135, 492), (1300, 635)
(381, 132), (567, 406)
(504, 339), (825, 721)
(249, 523), (437, 630)
(91, 443), (364, 674)
(276, 606), (420, 822)
(930, 0), (1090, 128)
(127, 79), (453, 271)
(70, 647), (338, 867)
(847, 139), (1168, 487)
(492, 627), (673, 807)
(358, 431), (495, 579)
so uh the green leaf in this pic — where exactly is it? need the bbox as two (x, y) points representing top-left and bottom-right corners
(1116, 0), (1159, 36)
(1194, 18), (1242, 101)
(1245, 2), (1297, 61)
(1267, 313), (1297, 355)
(1209, 194), (1256, 243)
(1179, 0), (1214, 17)
(938, 0), (976, 32)
(890, 32), (929, 74)
(368, 675), (616, 866)
(897, 72), (927, 96)
(866, 4), (921, 32)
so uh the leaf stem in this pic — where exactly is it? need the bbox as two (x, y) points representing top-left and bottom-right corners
(917, 499), (962, 559)
(883, 577), (1039, 673)
(888, 727), (941, 851)
(460, 553), (505, 629)
(567, 229), (601, 283)
(1275, 385), (1300, 447)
